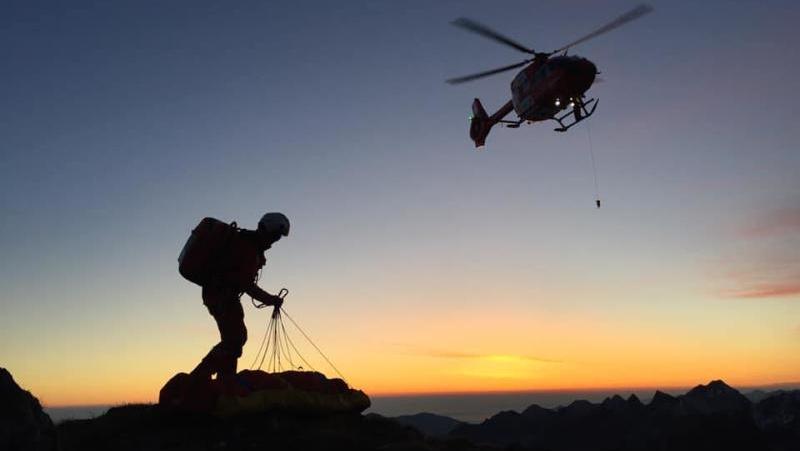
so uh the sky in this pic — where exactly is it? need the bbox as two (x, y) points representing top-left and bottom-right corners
(1, 0), (799, 406)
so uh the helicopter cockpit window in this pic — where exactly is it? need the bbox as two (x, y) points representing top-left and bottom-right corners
(533, 66), (549, 83)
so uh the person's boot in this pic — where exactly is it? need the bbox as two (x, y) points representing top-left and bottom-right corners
(217, 353), (247, 396)
(190, 345), (221, 380)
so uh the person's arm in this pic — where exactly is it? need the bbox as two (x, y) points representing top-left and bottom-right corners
(245, 284), (283, 308)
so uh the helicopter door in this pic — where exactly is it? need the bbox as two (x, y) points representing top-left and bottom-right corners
(511, 71), (533, 115)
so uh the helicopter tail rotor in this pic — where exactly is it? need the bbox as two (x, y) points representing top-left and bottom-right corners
(469, 98), (493, 148)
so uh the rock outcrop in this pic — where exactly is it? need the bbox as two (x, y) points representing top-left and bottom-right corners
(0, 367), (57, 451)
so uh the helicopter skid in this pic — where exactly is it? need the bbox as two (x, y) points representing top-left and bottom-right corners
(553, 98), (598, 132)
(498, 119), (523, 128)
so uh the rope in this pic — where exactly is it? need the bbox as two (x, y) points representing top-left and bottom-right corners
(277, 316), (296, 369)
(280, 308), (347, 381)
(586, 121), (601, 208)
(279, 315), (317, 372)
(248, 297), (348, 381)
(259, 316), (277, 370)
(271, 316), (280, 371)
(251, 313), (275, 369)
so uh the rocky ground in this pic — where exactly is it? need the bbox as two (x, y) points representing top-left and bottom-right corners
(56, 404), (491, 451)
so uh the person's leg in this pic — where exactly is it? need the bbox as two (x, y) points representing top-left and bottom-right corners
(216, 299), (246, 381)
(190, 286), (231, 379)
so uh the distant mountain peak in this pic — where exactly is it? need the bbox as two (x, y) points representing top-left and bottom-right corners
(601, 394), (629, 411)
(653, 390), (674, 398)
(687, 380), (742, 399)
(689, 379), (736, 394)
(651, 390), (677, 404)
(521, 403), (553, 419)
(627, 394), (643, 406)
(683, 380), (751, 414)
(560, 399), (599, 418)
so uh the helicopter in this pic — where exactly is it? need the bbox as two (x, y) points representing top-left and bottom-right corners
(448, 4), (653, 148)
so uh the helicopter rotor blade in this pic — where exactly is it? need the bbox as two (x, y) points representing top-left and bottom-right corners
(451, 18), (537, 55)
(446, 60), (531, 85)
(552, 3), (653, 54)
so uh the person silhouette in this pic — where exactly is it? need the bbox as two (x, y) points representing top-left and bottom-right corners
(190, 212), (289, 383)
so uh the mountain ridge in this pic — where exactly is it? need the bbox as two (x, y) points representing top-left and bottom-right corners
(447, 379), (799, 451)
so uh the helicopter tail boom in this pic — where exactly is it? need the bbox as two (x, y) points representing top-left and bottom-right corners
(470, 99), (514, 148)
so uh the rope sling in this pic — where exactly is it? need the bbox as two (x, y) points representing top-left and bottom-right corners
(249, 289), (347, 382)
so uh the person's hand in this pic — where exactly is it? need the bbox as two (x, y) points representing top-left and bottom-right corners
(269, 295), (284, 319)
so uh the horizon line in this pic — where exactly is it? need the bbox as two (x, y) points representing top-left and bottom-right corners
(42, 380), (800, 408)
(368, 380), (800, 398)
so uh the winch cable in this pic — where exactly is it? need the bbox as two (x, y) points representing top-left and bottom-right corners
(586, 121), (602, 208)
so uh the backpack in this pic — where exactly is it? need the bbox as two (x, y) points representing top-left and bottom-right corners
(178, 217), (239, 286)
